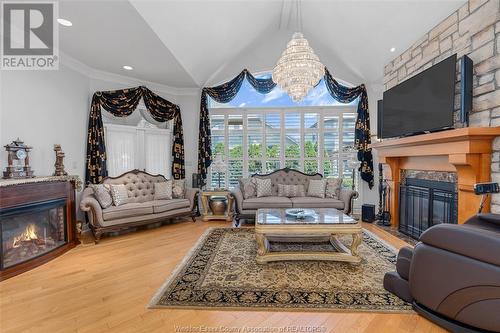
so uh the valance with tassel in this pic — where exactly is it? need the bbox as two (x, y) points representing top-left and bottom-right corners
(86, 86), (185, 184)
(197, 68), (374, 188)
(198, 69), (276, 184)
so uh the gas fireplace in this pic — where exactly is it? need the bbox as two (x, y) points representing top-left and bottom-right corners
(1, 199), (67, 269)
(399, 177), (458, 239)
(0, 178), (79, 280)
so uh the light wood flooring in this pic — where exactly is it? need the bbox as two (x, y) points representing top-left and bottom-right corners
(0, 219), (446, 333)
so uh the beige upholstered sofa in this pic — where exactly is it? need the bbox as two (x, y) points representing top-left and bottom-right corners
(232, 168), (358, 225)
(80, 170), (198, 243)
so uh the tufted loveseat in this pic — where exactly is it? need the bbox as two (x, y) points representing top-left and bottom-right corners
(80, 170), (198, 243)
(232, 168), (358, 225)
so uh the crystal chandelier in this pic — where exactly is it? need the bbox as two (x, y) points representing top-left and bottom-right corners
(272, 32), (325, 102)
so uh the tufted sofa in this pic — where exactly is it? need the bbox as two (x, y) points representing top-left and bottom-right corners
(232, 168), (358, 225)
(80, 170), (198, 243)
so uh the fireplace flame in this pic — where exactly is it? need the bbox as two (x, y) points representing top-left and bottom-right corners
(12, 224), (39, 248)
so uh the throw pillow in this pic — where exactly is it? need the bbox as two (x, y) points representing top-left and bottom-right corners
(277, 184), (305, 197)
(109, 184), (129, 206)
(239, 178), (257, 199)
(172, 179), (185, 199)
(154, 181), (173, 200)
(255, 178), (272, 198)
(307, 179), (327, 198)
(325, 178), (343, 199)
(90, 184), (112, 209)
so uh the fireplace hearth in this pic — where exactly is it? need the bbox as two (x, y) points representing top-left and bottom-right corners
(399, 177), (457, 239)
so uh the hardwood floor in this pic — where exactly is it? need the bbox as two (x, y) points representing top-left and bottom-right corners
(0, 219), (445, 333)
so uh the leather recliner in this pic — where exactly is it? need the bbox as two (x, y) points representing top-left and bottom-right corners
(384, 213), (500, 333)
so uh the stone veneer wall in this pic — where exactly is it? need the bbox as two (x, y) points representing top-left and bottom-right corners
(383, 0), (500, 213)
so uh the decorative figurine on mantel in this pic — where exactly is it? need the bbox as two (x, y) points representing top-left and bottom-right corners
(3, 138), (34, 179)
(53, 144), (68, 176)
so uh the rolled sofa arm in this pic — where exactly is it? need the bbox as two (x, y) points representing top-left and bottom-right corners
(231, 186), (244, 214)
(79, 193), (104, 227)
(184, 188), (200, 211)
(339, 188), (358, 215)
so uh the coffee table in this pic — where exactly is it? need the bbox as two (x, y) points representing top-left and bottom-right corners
(255, 208), (362, 264)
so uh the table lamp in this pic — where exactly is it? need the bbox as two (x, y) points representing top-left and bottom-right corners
(211, 154), (227, 190)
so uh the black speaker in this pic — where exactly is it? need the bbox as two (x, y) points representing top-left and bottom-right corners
(460, 55), (473, 126)
(191, 173), (202, 188)
(362, 204), (376, 223)
(377, 100), (383, 139)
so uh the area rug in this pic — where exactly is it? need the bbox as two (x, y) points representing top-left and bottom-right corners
(149, 228), (412, 312)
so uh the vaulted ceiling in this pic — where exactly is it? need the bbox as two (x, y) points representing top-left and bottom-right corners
(59, 0), (466, 88)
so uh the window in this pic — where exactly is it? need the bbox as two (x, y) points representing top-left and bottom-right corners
(209, 77), (357, 108)
(104, 123), (172, 178)
(208, 107), (357, 189)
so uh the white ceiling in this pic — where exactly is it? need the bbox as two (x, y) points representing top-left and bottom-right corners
(59, 0), (197, 87)
(59, 0), (466, 88)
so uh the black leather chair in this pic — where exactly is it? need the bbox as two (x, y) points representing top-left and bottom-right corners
(384, 213), (500, 333)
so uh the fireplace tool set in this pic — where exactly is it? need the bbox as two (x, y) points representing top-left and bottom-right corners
(376, 163), (391, 226)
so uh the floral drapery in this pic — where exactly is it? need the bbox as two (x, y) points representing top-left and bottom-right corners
(86, 86), (184, 184)
(197, 68), (374, 188)
(324, 69), (374, 188)
(198, 69), (276, 184)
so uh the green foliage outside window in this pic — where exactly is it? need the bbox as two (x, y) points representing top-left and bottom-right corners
(304, 160), (318, 174)
(214, 142), (225, 155)
(218, 141), (319, 161)
(304, 140), (318, 158)
(285, 144), (300, 158)
(248, 143), (262, 158)
(266, 145), (279, 158)
(229, 145), (243, 158)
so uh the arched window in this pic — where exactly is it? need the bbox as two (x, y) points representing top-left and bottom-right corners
(208, 72), (358, 190)
(209, 73), (357, 108)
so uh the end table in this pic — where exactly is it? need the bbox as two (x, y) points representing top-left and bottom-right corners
(200, 189), (234, 222)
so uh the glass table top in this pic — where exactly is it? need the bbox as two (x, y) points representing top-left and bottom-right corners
(256, 208), (357, 225)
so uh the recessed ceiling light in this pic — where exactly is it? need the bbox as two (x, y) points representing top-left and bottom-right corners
(57, 18), (72, 27)
(390, 47), (396, 52)
(122, 65), (133, 71)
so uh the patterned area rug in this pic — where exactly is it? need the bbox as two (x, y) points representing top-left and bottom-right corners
(149, 228), (412, 312)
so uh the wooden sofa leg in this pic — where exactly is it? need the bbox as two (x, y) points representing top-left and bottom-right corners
(234, 215), (241, 227)
(94, 230), (102, 244)
(191, 213), (196, 223)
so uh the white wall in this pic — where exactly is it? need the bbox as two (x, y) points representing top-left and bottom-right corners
(176, 92), (202, 179)
(1, 64), (90, 181)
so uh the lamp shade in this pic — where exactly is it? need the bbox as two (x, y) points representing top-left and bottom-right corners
(211, 154), (227, 173)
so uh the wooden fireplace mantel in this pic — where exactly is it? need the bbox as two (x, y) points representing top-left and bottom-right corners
(370, 127), (500, 226)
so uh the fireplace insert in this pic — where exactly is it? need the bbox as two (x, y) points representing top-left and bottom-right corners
(399, 178), (457, 239)
(0, 199), (67, 270)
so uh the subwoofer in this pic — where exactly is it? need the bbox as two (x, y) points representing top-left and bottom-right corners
(362, 204), (376, 223)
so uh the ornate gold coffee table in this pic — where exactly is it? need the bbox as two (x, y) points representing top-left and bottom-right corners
(255, 208), (363, 264)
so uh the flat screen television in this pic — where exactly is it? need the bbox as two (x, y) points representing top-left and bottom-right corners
(381, 54), (457, 138)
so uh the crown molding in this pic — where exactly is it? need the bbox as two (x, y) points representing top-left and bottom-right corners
(60, 52), (200, 97)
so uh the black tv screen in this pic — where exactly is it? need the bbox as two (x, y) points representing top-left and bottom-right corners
(381, 54), (456, 138)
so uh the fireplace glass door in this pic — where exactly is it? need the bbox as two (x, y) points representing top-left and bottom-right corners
(1, 199), (67, 269)
(399, 178), (457, 239)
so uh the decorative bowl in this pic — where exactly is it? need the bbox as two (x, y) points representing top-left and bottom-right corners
(285, 208), (316, 219)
